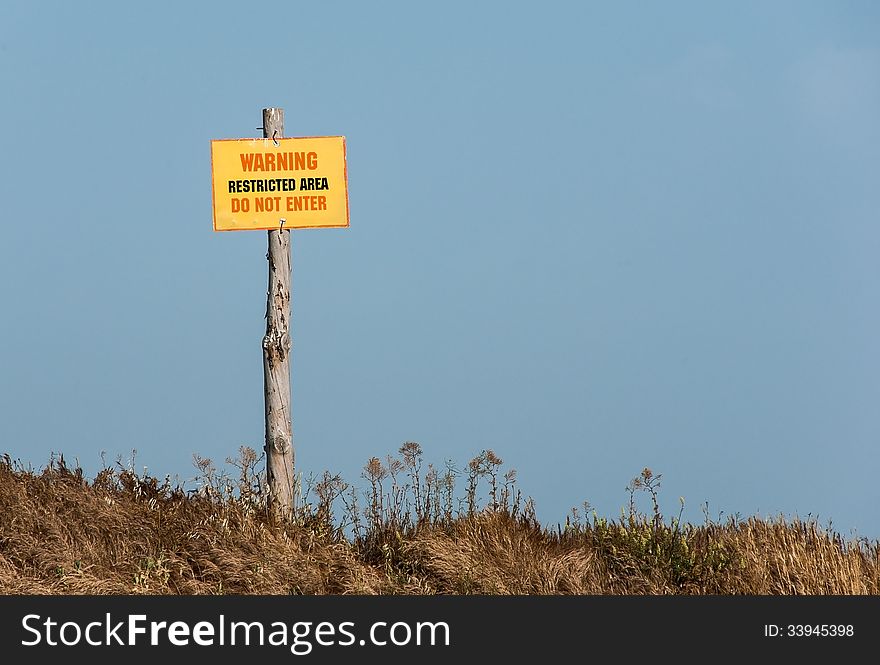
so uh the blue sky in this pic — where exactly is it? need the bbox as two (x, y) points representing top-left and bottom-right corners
(1, 1), (878, 538)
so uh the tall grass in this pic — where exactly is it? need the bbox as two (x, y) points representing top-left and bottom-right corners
(0, 447), (877, 595)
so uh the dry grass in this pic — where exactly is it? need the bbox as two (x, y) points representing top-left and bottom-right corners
(0, 449), (877, 595)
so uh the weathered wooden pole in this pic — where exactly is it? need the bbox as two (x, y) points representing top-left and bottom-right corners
(261, 107), (295, 519)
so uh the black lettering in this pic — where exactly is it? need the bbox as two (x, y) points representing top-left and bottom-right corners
(227, 179), (300, 195)
(300, 177), (328, 191)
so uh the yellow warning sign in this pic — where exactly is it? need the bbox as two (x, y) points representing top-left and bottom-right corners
(211, 136), (349, 231)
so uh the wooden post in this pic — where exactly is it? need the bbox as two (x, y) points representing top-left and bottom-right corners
(261, 107), (295, 519)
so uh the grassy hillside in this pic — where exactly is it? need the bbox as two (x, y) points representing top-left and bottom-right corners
(1, 445), (877, 594)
